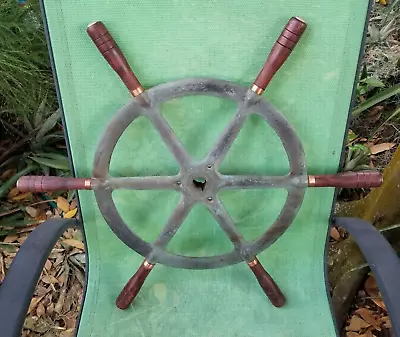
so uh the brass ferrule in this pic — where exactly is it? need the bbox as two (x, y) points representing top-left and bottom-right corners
(308, 175), (316, 187)
(250, 84), (264, 95)
(131, 86), (144, 97)
(248, 259), (258, 267)
(143, 260), (155, 270)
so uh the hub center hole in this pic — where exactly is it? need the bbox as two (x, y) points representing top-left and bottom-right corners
(192, 177), (207, 191)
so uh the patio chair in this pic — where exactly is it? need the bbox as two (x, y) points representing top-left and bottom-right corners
(1, 1), (399, 336)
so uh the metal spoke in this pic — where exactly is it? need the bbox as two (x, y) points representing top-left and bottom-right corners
(145, 107), (191, 168)
(205, 198), (245, 250)
(205, 103), (248, 166)
(109, 176), (178, 190)
(154, 196), (193, 248)
(219, 174), (299, 190)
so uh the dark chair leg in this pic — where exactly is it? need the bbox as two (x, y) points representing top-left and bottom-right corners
(335, 217), (400, 337)
(0, 218), (79, 337)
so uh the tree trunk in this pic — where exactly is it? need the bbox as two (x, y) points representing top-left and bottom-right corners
(330, 146), (400, 328)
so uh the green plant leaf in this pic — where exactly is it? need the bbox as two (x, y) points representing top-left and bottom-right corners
(362, 78), (385, 88)
(33, 111), (43, 129)
(352, 83), (400, 117)
(347, 130), (358, 144)
(67, 190), (75, 202)
(0, 243), (18, 253)
(0, 219), (41, 227)
(0, 212), (23, 225)
(35, 109), (60, 140)
(34, 152), (69, 161)
(40, 132), (64, 142)
(23, 113), (33, 133)
(39, 163), (50, 176)
(29, 155), (69, 171)
(382, 0), (400, 24)
(0, 166), (36, 199)
(354, 164), (374, 171)
(0, 229), (16, 237)
(360, 65), (368, 81)
(373, 106), (400, 136)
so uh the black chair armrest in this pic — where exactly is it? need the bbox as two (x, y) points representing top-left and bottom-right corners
(335, 217), (400, 336)
(0, 218), (79, 337)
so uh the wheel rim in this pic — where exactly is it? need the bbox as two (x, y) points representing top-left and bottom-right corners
(92, 77), (307, 269)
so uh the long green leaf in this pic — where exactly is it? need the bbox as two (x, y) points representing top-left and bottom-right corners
(0, 212), (23, 225)
(0, 229), (16, 237)
(0, 243), (18, 253)
(0, 166), (35, 199)
(36, 109), (60, 140)
(362, 78), (385, 88)
(0, 219), (41, 227)
(373, 106), (400, 136)
(34, 152), (69, 161)
(23, 113), (33, 133)
(29, 155), (70, 171)
(352, 83), (400, 117)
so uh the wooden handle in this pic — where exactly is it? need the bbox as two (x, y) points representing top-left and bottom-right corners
(116, 260), (154, 310)
(308, 171), (383, 188)
(248, 258), (285, 307)
(86, 21), (144, 96)
(17, 176), (92, 192)
(252, 17), (307, 94)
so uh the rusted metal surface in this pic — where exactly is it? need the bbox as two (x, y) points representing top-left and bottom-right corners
(92, 77), (307, 269)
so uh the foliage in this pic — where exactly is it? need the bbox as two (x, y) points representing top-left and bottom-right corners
(367, 17), (397, 44)
(344, 144), (371, 172)
(352, 83), (400, 118)
(0, 0), (56, 115)
(0, 101), (69, 201)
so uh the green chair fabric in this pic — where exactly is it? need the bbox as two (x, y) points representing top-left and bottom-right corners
(41, 1), (370, 336)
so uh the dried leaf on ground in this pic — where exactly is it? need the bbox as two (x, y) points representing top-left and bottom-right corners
(64, 208), (77, 219)
(45, 259), (52, 271)
(4, 234), (18, 243)
(60, 328), (75, 337)
(36, 302), (46, 318)
(355, 308), (380, 330)
(372, 298), (387, 311)
(57, 197), (70, 213)
(7, 187), (19, 199)
(41, 275), (59, 284)
(330, 227), (341, 241)
(0, 253), (4, 282)
(364, 275), (387, 311)
(369, 143), (396, 155)
(347, 332), (361, 337)
(0, 169), (15, 180)
(62, 239), (84, 250)
(359, 331), (374, 337)
(380, 316), (392, 329)
(17, 234), (28, 244)
(28, 295), (44, 314)
(26, 206), (40, 218)
(365, 275), (378, 296)
(346, 315), (371, 331)
(69, 199), (77, 211)
(12, 192), (32, 201)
